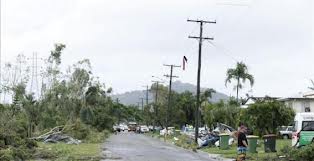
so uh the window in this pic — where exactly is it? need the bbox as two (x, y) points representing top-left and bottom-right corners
(288, 127), (294, 131)
(302, 121), (314, 131)
(303, 101), (311, 112)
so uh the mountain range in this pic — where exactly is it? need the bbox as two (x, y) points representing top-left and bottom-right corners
(112, 81), (229, 106)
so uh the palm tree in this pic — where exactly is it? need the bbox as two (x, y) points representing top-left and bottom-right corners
(201, 88), (216, 103)
(225, 62), (254, 102)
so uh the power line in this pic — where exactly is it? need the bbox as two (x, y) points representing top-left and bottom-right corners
(188, 19), (216, 143)
(163, 64), (180, 129)
(206, 40), (239, 62)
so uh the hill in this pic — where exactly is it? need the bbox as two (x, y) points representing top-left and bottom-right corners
(112, 81), (229, 106)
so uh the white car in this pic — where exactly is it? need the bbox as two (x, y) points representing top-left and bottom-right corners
(140, 125), (149, 133)
(119, 124), (128, 131)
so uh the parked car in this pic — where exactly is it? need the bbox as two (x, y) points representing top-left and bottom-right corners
(119, 124), (128, 132)
(128, 122), (137, 132)
(279, 126), (293, 139)
(148, 125), (154, 131)
(140, 125), (149, 133)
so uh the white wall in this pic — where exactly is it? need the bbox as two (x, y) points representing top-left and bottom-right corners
(284, 99), (314, 113)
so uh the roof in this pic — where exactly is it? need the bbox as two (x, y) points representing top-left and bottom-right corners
(242, 96), (279, 106)
(278, 91), (314, 101)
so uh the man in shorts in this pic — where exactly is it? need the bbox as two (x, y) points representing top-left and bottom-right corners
(237, 125), (248, 161)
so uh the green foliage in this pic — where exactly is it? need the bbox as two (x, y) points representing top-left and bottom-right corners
(280, 144), (314, 161)
(80, 107), (94, 125)
(85, 130), (110, 143)
(0, 44), (130, 160)
(92, 106), (116, 131)
(64, 120), (90, 140)
(204, 99), (241, 129)
(244, 100), (295, 136)
(49, 43), (66, 65)
(174, 134), (197, 150)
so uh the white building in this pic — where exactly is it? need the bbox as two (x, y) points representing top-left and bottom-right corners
(241, 91), (314, 113)
(279, 91), (314, 113)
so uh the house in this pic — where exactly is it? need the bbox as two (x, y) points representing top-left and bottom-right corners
(241, 92), (314, 113)
(278, 91), (314, 113)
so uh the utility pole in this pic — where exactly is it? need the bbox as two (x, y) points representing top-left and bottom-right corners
(164, 64), (180, 129)
(151, 80), (162, 130)
(142, 85), (149, 106)
(139, 97), (144, 111)
(116, 98), (121, 124)
(151, 81), (161, 105)
(188, 19), (216, 143)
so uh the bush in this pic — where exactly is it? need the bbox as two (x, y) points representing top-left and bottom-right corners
(174, 135), (197, 150)
(85, 129), (110, 143)
(64, 120), (90, 140)
(0, 149), (13, 161)
(280, 144), (314, 161)
(25, 139), (38, 149)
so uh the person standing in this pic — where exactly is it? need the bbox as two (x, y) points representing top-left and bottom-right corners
(237, 125), (248, 161)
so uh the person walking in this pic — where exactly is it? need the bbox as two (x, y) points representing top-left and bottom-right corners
(237, 125), (248, 161)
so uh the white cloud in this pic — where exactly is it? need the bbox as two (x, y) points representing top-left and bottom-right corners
(1, 0), (313, 97)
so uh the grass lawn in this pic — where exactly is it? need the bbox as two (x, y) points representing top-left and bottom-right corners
(202, 139), (291, 160)
(147, 132), (292, 160)
(31, 142), (102, 161)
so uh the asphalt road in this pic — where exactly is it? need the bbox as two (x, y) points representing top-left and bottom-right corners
(101, 132), (228, 161)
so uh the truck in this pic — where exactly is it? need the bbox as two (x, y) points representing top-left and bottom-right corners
(291, 112), (314, 147)
(128, 122), (137, 132)
(279, 126), (293, 139)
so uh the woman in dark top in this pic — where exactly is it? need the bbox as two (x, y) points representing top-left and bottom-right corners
(237, 125), (248, 161)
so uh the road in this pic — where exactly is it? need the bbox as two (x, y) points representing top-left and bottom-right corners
(101, 132), (230, 161)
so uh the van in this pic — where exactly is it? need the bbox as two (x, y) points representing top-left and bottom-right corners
(291, 113), (314, 147)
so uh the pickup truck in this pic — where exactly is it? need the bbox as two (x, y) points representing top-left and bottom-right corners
(279, 126), (293, 139)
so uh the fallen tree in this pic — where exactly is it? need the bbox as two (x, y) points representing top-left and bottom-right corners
(32, 125), (81, 145)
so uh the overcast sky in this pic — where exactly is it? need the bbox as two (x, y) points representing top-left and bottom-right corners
(1, 0), (313, 98)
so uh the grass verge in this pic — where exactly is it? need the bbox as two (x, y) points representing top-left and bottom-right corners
(30, 130), (110, 161)
(202, 139), (291, 161)
(31, 142), (102, 161)
(147, 132), (292, 160)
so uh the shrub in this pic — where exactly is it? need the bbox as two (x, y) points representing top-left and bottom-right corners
(85, 129), (110, 143)
(0, 149), (13, 161)
(64, 120), (90, 140)
(25, 139), (38, 149)
(280, 144), (314, 161)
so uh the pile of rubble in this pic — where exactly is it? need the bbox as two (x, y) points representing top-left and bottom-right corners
(32, 125), (81, 145)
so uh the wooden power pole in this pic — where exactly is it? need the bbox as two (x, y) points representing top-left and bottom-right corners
(164, 64), (180, 129)
(188, 19), (216, 143)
